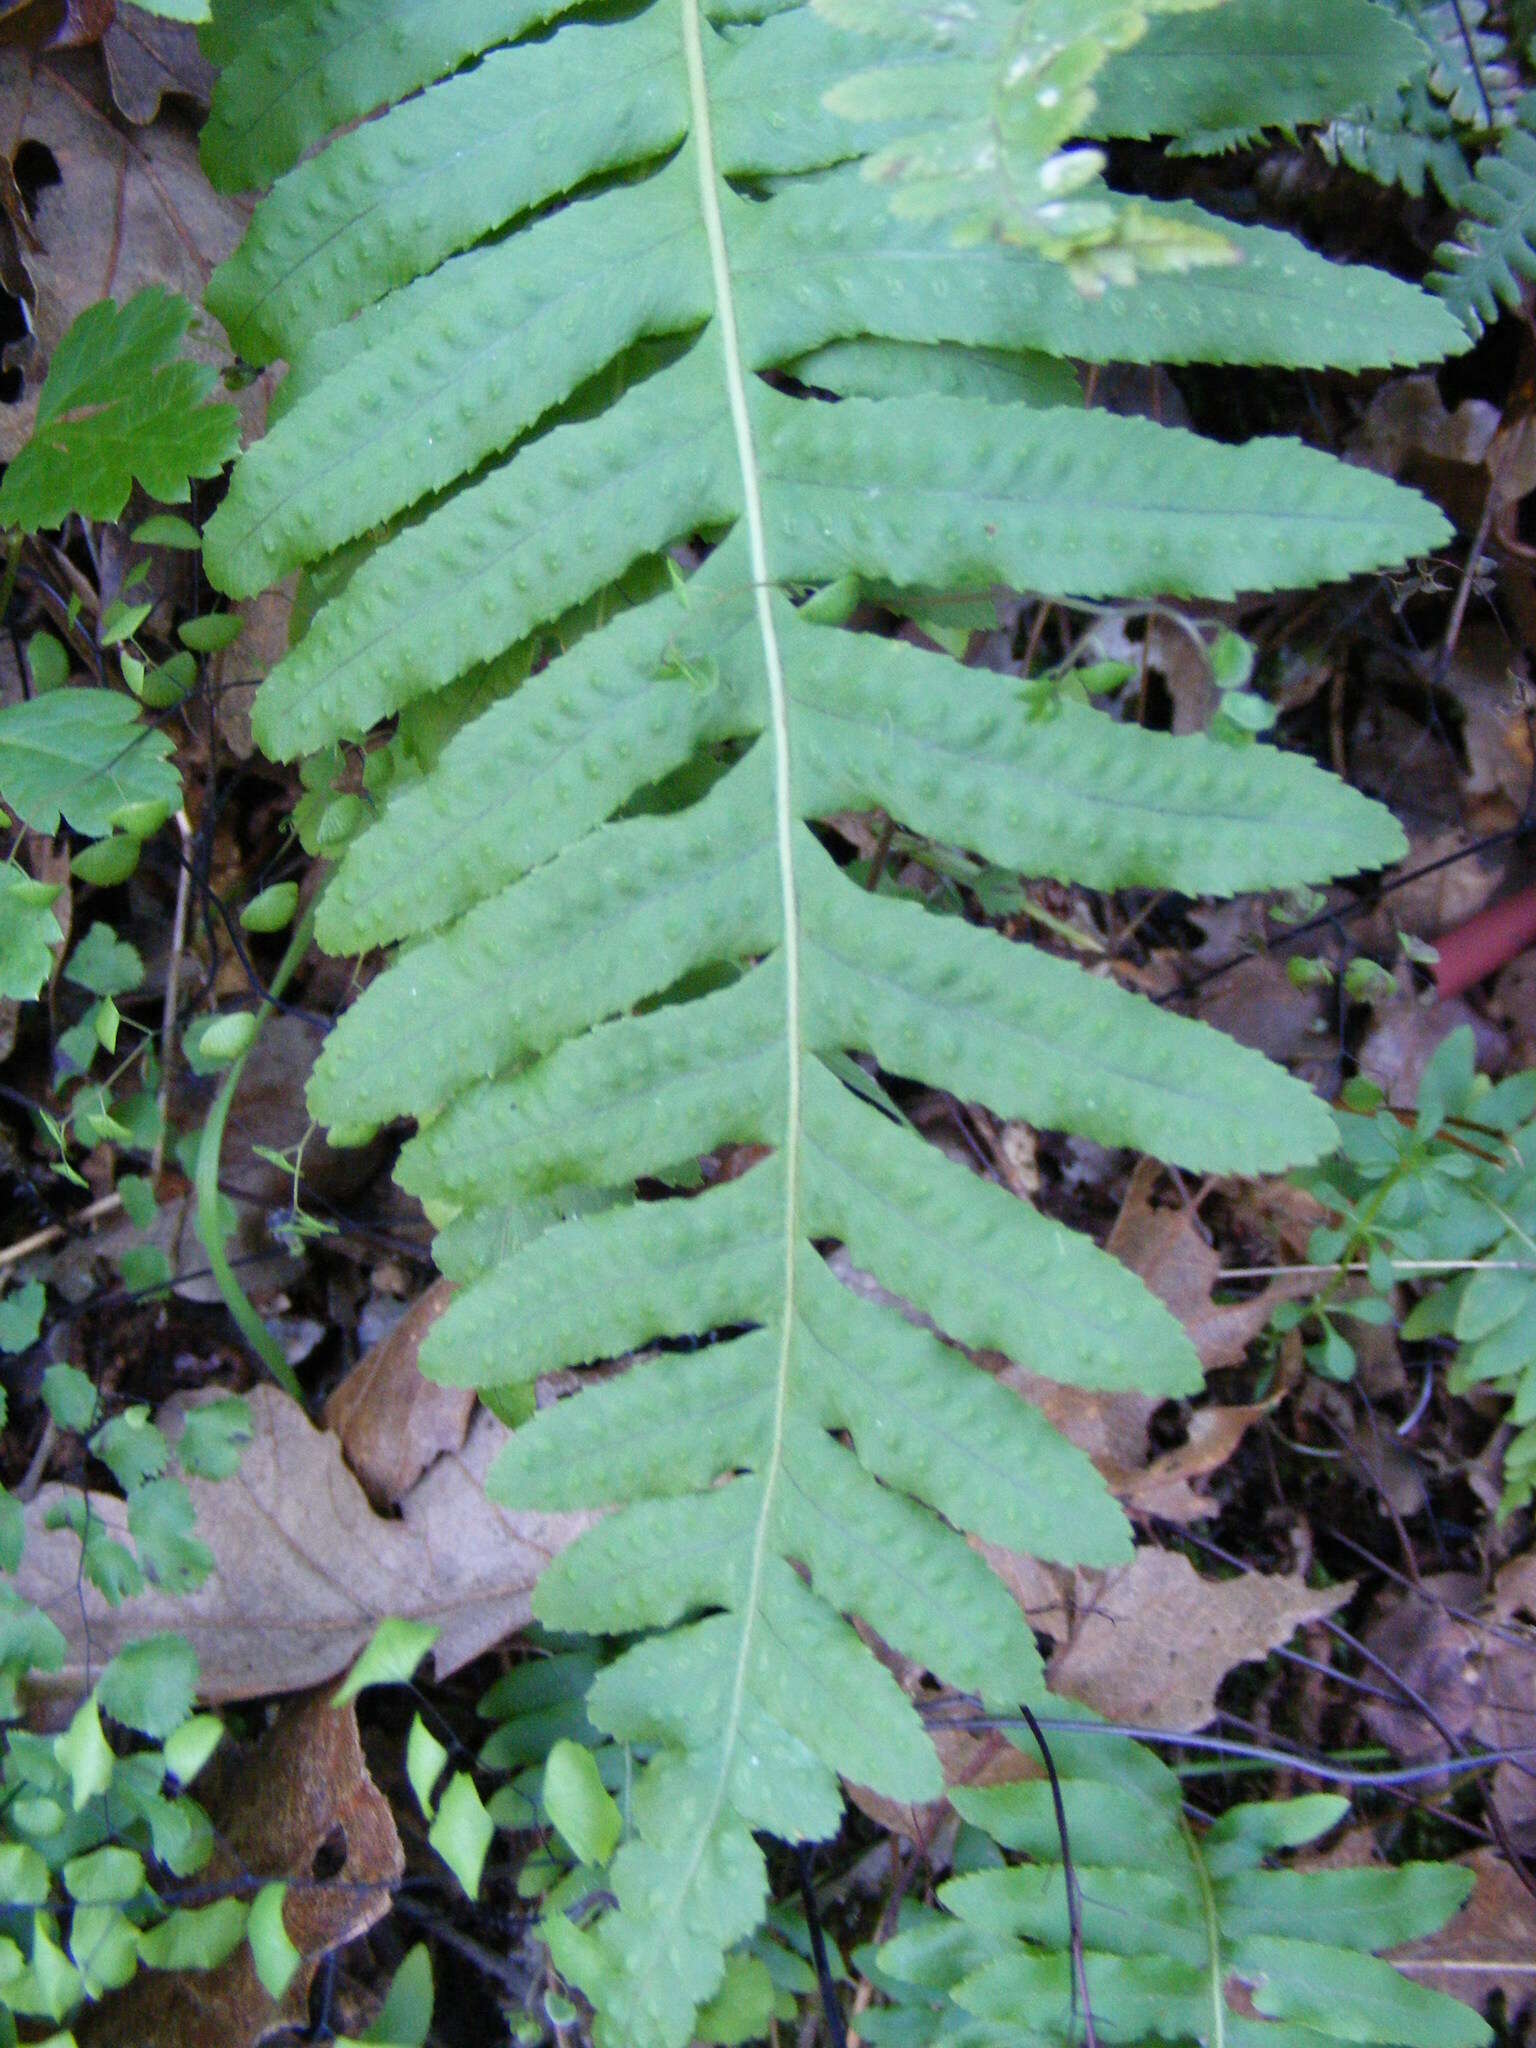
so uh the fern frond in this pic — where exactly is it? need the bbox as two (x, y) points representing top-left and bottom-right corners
(1431, 93), (1536, 333)
(203, 4), (1458, 2040)
(879, 1727), (1489, 2048)
(1320, 0), (1519, 203)
(1318, 73), (1473, 200)
(1387, 0), (1518, 127)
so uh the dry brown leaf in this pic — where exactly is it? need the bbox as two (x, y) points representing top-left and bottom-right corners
(1391, 1850), (1536, 2025)
(0, 0), (112, 51)
(1119, 1399), (1276, 1521)
(1145, 613), (1220, 734)
(0, 44), (255, 457)
(1003, 1164), (1294, 1522)
(102, 2), (212, 124)
(208, 579), (294, 761)
(1049, 1549), (1353, 1731)
(1362, 1574), (1488, 1762)
(1363, 1569), (1536, 1844)
(1489, 949), (1536, 1070)
(1350, 375), (1536, 535)
(974, 1542), (1071, 1645)
(1439, 624), (1533, 823)
(78, 1694), (402, 2048)
(1196, 951), (1330, 1067)
(1107, 1158), (1310, 1374)
(846, 1723), (1030, 1846)
(324, 1278), (474, 1510)
(1375, 825), (1510, 947)
(1358, 992), (1508, 1106)
(18, 1385), (590, 1705)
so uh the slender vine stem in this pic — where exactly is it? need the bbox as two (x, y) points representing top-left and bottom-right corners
(193, 901), (316, 1402)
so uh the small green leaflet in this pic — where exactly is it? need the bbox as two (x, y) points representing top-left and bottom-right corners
(0, 288), (238, 534)
(544, 1737), (623, 1865)
(248, 1882), (302, 1999)
(64, 922), (144, 998)
(55, 1695), (114, 1808)
(333, 1616), (440, 1704)
(0, 872), (62, 1002)
(334, 1945), (434, 2048)
(406, 1714), (449, 1816)
(97, 1633), (199, 1738)
(0, 1280), (45, 1355)
(428, 1773), (495, 1899)
(0, 689), (180, 839)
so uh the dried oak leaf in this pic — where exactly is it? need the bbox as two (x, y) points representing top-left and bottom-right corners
(0, 0), (113, 52)
(1362, 1566), (1536, 1847)
(1049, 1548), (1353, 1732)
(324, 1278), (474, 1510)
(102, 2), (213, 125)
(17, 1385), (591, 1705)
(0, 42), (255, 459)
(78, 1693), (402, 2048)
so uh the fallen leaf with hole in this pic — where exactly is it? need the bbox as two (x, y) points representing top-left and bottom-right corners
(0, 0), (112, 51)
(0, 40), (255, 459)
(17, 1384), (591, 1705)
(77, 1693), (401, 2048)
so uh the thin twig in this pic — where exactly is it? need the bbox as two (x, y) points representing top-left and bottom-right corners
(16, 1417), (57, 1503)
(921, 1711), (1536, 1789)
(151, 807), (195, 1185)
(0, 1191), (123, 1272)
(1217, 1257), (1536, 1279)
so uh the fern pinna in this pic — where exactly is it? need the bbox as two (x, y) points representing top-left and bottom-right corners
(201, 3), (1470, 2042)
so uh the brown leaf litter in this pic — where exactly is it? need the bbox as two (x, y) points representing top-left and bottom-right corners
(17, 1383), (590, 1705)
(78, 1693), (402, 2048)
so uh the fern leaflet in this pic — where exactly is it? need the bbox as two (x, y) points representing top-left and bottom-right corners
(1430, 92), (1536, 334)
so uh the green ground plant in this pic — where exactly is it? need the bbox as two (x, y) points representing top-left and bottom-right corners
(0, 283), (296, 2045)
(1282, 1028), (1536, 1517)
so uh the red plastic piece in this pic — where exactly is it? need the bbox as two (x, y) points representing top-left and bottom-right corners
(1433, 880), (1536, 999)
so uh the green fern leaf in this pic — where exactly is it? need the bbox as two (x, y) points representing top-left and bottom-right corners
(1383, 0), (1517, 126)
(1319, 73), (1474, 200)
(1090, 0), (1429, 141)
(815, 0), (1234, 271)
(882, 1729), (1490, 2048)
(204, 4), (1456, 2040)
(1320, 1), (1519, 203)
(199, 1), (541, 193)
(1430, 94), (1536, 334)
